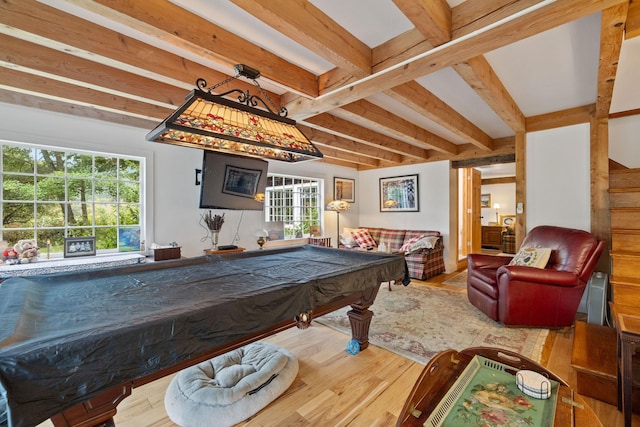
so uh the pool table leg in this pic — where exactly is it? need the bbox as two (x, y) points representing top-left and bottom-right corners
(346, 285), (381, 350)
(50, 384), (131, 427)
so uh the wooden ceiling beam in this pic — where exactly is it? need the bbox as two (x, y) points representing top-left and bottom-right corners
(386, 81), (493, 151)
(626, 0), (640, 39)
(0, 0), (277, 102)
(595, 3), (628, 119)
(452, 0), (545, 38)
(70, 0), (318, 97)
(609, 108), (640, 119)
(451, 153), (516, 168)
(483, 176), (516, 185)
(0, 89), (157, 129)
(230, 0), (370, 77)
(286, 0), (625, 120)
(453, 56), (526, 133)
(382, 0), (528, 136)
(372, 28), (433, 73)
(313, 146), (380, 168)
(0, 67), (172, 120)
(338, 100), (458, 154)
(319, 157), (361, 169)
(303, 114), (430, 161)
(375, 0), (544, 72)
(526, 104), (595, 132)
(0, 34), (184, 108)
(298, 125), (404, 163)
(393, 0), (451, 46)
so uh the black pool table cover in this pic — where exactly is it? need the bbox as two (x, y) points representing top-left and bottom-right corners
(0, 245), (407, 427)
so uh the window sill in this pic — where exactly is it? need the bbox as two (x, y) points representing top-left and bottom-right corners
(0, 253), (145, 279)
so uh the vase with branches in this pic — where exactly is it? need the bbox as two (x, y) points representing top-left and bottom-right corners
(200, 211), (225, 250)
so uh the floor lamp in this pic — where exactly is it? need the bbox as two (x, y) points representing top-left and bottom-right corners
(326, 200), (351, 248)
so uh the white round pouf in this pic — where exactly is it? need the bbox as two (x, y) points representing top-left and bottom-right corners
(164, 342), (298, 427)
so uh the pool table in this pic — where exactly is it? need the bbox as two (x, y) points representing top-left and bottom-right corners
(0, 245), (407, 427)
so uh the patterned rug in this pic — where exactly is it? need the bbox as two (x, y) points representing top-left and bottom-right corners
(442, 269), (468, 287)
(316, 283), (549, 365)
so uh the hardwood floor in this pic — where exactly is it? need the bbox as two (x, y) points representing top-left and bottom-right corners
(38, 273), (638, 427)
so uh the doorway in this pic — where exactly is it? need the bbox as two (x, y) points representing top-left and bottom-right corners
(458, 163), (516, 264)
(458, 167), (481, 262)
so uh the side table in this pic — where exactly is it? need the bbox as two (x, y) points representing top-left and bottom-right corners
(308, 236), (331, 247)
(611, 302), (640, 427)
(203, 247), (245, 255)
(398, 347), (602, 427)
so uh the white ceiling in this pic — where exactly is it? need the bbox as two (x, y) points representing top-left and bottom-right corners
(3, 0), (637, 170)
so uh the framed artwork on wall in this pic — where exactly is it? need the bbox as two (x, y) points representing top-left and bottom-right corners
(222, 165), (263, 198)
(379, 174), (419, 212)
(64, 236), (96, 258)
(481, 194), (492, 208)
(199, 152), (268, 210)
(500, 215), (516, 226)
(334, 177), (355, 203)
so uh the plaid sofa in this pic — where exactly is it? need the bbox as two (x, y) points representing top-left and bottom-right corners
(357, 227), (445, 280)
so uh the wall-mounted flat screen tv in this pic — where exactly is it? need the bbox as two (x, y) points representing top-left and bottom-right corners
(199, 151), (268, 210)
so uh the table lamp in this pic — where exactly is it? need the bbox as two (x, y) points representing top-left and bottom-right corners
(493, 203), (501, 224)
(255, 229), (268, 249)
(326, 200), (351, 248)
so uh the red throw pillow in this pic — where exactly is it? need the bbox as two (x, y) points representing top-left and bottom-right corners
(352, 229), (377, 249)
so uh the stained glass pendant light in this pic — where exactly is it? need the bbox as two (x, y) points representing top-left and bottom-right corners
(146, 64), (322, 162)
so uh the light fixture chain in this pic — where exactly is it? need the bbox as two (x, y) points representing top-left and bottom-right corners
(252, 79), (288, 117)
(201, 73), (241, 93)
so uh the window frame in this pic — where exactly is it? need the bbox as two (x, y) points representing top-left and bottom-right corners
(1, 141), (144, 255)
(263, 173), (323, 240)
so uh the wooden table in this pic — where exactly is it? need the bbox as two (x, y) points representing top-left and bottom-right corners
(308, 236), (331, 247)
(203, 246), (245, 255)
(398, 347), (602, 427)
(611, 303), (640, 427)
(481, 225), (504, 250)
(0, 246), (406, 427)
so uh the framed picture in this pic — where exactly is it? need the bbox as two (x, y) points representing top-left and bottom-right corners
(481, 194), (492, 208)
(118, 227), (141, 252)
(199, 152), (267, 210)
(221, 164), (263, 198)
(334, 177), (355, 203)
(500, 215), (516, 226)
(64, 236), (96, 258)
(379, 174), (419, 212)
(309, 225), (322, 237)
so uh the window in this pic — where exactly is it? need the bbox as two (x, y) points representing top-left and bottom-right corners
(1, 142), (143, 254)
(264, 174), (322, 239)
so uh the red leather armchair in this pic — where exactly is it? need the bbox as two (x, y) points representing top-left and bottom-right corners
(467, 225), (605, 327)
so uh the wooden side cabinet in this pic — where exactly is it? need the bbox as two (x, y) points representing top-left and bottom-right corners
(481, 225), (504, 250)
(203, 247), (245, 255)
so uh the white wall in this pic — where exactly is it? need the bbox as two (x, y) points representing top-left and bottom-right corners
(0, 103), (352, 256)
(267, 161), (357, 248)
(357, 161), (455, 272)
(610, 115), (640, 168)
(480, 183), (516, 225)
(2, 102), (636, 267)
(526, 123), (591, 232)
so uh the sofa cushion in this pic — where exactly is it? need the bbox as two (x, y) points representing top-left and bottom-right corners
(379, 229), (406, 252)
(352, 229), (377, 249)
(509, 247), (552, 268)
(340, 227), (364, 247)
(365, 227), (383, 244)
(401, 235), (438, 254)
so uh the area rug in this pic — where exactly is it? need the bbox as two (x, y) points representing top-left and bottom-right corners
(316, 283), (548, 365)
(442, 270), (467, 287)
